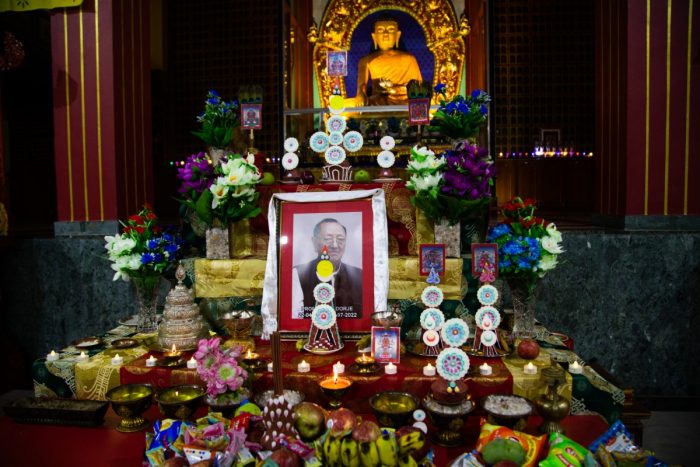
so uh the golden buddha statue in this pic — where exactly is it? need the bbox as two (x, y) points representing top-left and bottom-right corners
(351, 18), (423, 106)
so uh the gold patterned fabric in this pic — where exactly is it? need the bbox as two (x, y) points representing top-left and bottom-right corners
(194, 256), (466, 300)
(502, 353), (573, 402)
(75, 346), (148, 400)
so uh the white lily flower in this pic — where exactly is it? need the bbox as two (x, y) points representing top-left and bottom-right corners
(126, 254), (142, 270)
(246, 153), (256, 165)
(210, 178), (230, 208)
(546, 222), (563, 242)
(538, 254), (558, 272)
(410, 174), (442, 191)
(541, 235), (564, 254)
(412, 145), (434, 157)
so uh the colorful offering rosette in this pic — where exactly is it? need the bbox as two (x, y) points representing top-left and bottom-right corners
(436, 347), (470, 381)
(313, 283), (335, 304)
(324, 145), (346, 165)
(311, 304), (336, 330)
(343, 131), (363, 152)
(477, 284), (499, 306)
(475, 306), (501, 330)
(421, 285), (444, 308)
(326, 115), (346, 133)
(310, 131), (329, 152)
(441, 318), (469, 347)
(420, 308), (445, 330)
(328, 131), (344, 146)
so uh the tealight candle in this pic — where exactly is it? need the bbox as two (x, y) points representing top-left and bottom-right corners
(46, 350), (59, 362)
(569, 361), (583, 374)
(422, 363), (436, 376)
(77, 351), (88, 362)
(146, 355), (157, 367)
(333, 361), (345, 374)
(298, 360), (310, 373)
(165, 344), (181, 358)
(479, 363), (493, 375)
(187, 357), (197, 369)
(267, 362), (274, 372)
(111, 354), (124, 366)
(523, 362), (537, 375)
(385, 362), (397, 375)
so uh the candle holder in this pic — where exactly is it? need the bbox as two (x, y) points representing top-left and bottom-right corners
(319, 375), (353, 408)
(349, 353), (380, 374)
(106, 383), (154, 432)
(241, 350), (267, 373)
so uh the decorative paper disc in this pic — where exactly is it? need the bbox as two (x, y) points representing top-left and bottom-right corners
(475, 306), (501, 330)
(328, 131), (344, 146)
(313, 282), (335, 304)
(324, 145), (346, 165)
(284, 137), (299, 153)
(422, 329), (440, 347)
(440, 318), (469, 348)
(421, 286), (444, 308)
(282, 152), (299, 170)
(310, 132), (329, 153)
(316, 259), (334, 282)
(477, 284), (499, 306)
(343, 131), (363, 152)
(326, 115), (346, 133)
(420, 308), (445, 331)
(413, 409), (426, 422)
(480, 329), (498, 347)
(311, 304), (337, 330)
(436, 348), (470, 381)
(380, 135), (396, 151)
(377, 150), (395, 168)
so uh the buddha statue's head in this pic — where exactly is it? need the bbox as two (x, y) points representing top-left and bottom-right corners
(372, 18), (401, 51)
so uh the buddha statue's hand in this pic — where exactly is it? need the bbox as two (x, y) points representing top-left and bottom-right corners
(378, 78), (395, 93)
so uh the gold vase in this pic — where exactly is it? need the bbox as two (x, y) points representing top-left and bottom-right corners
(533, 366), (570, 434)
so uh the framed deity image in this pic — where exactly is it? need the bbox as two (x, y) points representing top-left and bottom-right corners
(327, 50), (348, 77)
(241, 103), (262, 130)
(408, 98), (430, 125)
(261, 190), (389, 339)
(471, 243), (498, 278)
(371, 326), (401, 363)
(419, 243), (445, 276)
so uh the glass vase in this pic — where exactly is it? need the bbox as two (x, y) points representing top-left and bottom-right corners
(434, 218), (461, 258)
(129, 272), (162, 333)
(205, 224), (230, 259)
(508, 279), (538, 338)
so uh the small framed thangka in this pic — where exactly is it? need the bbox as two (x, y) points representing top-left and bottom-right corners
(260, 189), (389, 339)
(419, 243), (445, 276)
(241, 103), (262, 130)
(327, 50), (348, 77)
(471, 243), (498, 278)
(371, 326), (401, 363)
(408, 98), (430, 125)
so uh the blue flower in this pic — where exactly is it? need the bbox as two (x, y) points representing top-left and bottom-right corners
(153, 253), (164, 264)
(434, 83), (447, 94)
(518, 259), (532, 270)
(208, 90), (219, 97)
(146, 239), (160, 250)
(503, 240), (525, 255)
(500, 258), (511, 268)
(471, 89), (483, 100)
(164, 243), (179, 255)
(206, 97), (219, 106)
(488, 223), (511, 240)
(480, 104), (488, 115)
(141, 253), (154, 264)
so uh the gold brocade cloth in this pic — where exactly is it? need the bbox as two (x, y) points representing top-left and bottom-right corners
(194, 257), (466, 300)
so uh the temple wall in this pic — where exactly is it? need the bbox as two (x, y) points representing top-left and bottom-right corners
(1, 230), (698, 397)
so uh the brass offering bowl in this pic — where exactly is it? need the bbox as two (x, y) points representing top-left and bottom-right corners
(371, 310), (404, 328)
(481, 394), (533, 430)
(219, 310), (255, 340)
(106, 383), (154, 432)
(423, 395), (474, 447)
(350, 353), (380, 374)
(369, 391), (419, 428)
(155, 384), (205, 420)
(319, 376), (353, 409)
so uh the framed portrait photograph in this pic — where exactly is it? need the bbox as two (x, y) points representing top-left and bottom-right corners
(327, 50), (348, 77)
(371, 326), (401, 363)
(471, 243), (499, 278)
(419, 243), (445, 276)
(241, 103), (262, 130)
(261, 189), (389, 339)
(408, 98), (430, 125)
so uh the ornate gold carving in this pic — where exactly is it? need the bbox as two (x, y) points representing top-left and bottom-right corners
(312, 0), (468, 107)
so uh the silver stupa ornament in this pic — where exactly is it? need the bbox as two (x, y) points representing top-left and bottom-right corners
(157, 263), (208, 351)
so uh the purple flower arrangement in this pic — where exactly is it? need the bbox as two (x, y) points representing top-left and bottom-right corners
(194, 337), (248, 402)
(176, 152), (215, 198)
(441, 143), (495, 200)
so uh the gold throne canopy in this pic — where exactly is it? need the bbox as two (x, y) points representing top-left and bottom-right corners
(311, 0), (468, 108)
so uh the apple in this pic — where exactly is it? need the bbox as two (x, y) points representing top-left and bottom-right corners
(260, 171), (275, 185)
(354, 169), (371, 182)
(517, 338), (540, 360)
(268, 448), (301, 467)
(352, 420), (381, 443)
(328, 407), (357, 438)
(293, 402), (327, 441)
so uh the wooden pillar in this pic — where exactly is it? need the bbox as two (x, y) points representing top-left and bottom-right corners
(50, 0), (151, 225)
(596, 0), (699, 225)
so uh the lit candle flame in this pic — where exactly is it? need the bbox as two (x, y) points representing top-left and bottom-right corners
(333, 367), (338, 384)
(171, 344), (177, 353)
(246, 349), (252, 358)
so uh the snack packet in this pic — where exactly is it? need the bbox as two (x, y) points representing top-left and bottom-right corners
(475, 421), (546, 467)
(539, 432), (599, 467)
(449, 450), (487, 467)
(589, 420), (639, 454)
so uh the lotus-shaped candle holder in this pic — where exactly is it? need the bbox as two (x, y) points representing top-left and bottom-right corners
(106, 383), (154, 432)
